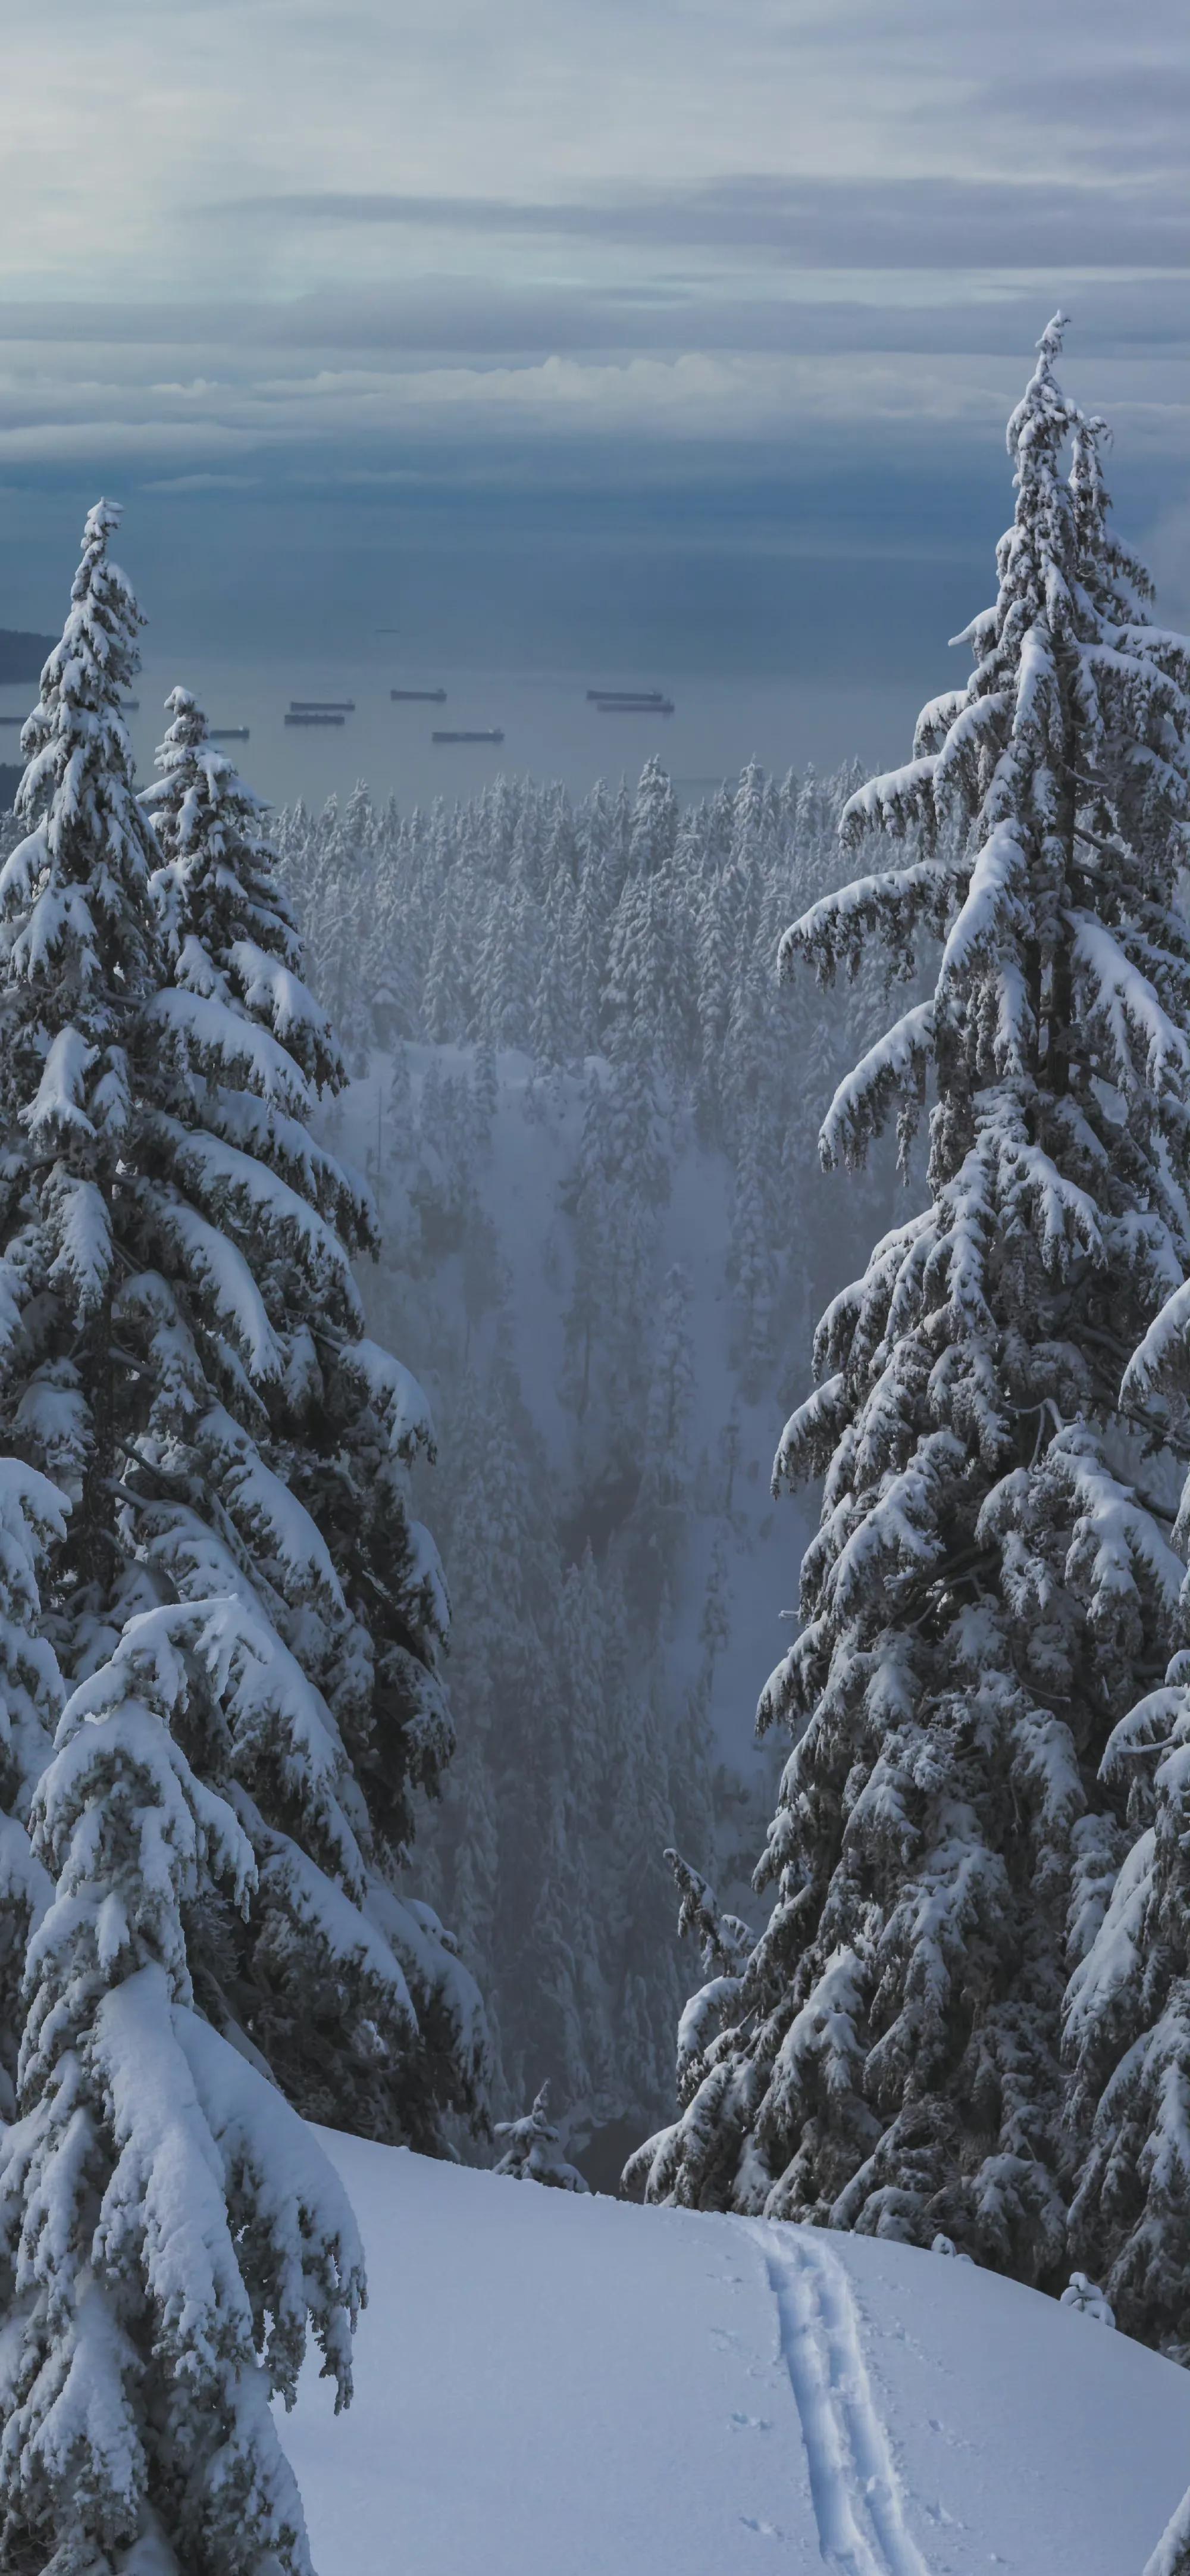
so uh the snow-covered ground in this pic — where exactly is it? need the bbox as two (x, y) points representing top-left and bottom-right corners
(284, 2129), (1190, 2576)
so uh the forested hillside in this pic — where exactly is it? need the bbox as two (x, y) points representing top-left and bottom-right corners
(274, 759), (905, 2154)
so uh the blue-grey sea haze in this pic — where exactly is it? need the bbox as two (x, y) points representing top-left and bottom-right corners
(0, 660), (930, 815)
(2, 0), (1189, 722)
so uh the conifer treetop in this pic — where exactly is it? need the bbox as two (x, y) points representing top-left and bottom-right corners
(10, 498), (152, 947)
(143, 685), (347, 1101)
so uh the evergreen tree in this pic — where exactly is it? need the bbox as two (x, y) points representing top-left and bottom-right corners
(643, 1265), (696, 1502)
(524, 1757), (596, 2113)
(430, 1339), (565, 2108)
(555, 1546), (609, 1829)
(716, 1402), (743, 1520)
(630, 1265), (697, 1629)
(726, 1122), (777, 1395)
(493, 2083), (588, 2190)
(0, 537), (490, 2572)
(471, 1033), (499, 1152)
(0, 1604), (365, 2576)
(627, 756), (678, 883)
(666, 1534), (732, 1879)
(566, 851), (608, 1054)
(432, 1456), (506, 2088)
(0, 499), (158, 1667)
(607, 776), (634, 908)
(423, 865), (468, 1043)
(547, 1549), (612, 2105)
(605, 866), (682, 1080)
(0, 1464), (66, 2121)
(529, 911), (575, 1074)
(602, 1049), (669, 1214)
(699, 1531), (732, 1682)
(1059, 2271), (1114, 2325)
(694, 764), (766, 1139)
(343, 775), (374, 863)
(559, 1073), (614, 1425)
(608, 1679), (684, 2117)
(134, 687), (487, 2149)
(627, 321), (1190, 2285)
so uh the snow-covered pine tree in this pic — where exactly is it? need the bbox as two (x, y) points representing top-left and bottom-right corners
(1063, 1678), (1190, 2368)
(627, 320), (1190, 2285)
(666, 1534), (729, 1886)
(657, 1849), (753, 2111)
(643, 1264), (696, 1505)
(0, 595), (485, 2144)
(627, 756), (678, 884)
(726, 1121), (778, 1396)
(0, 499), (158, 1668)
(566, 836), (609, 1055)
(429, 1389), (516, 2093)
(1048, 427), (1190, 2398)
(0, 1602), (365, 2576)
(631, 1264), (697, 1629)
(554, 1545), (608, 1840)
(127, 686), (487, 2149)
(0, 519), (367, 2576)
(524, 1757), (598, 2115)
(492, 2082), (588, 2190)
(1059, 2271), (1115, 2325)
(528, 908), (575, 1077)
(608, 1675), (684, 2118)
(559, 1072), (614, 1425)
(422, 836), (468, 1044)
(0, 1464), (67, 2121)
(343, 775), (374, 866)
(471, 1034), (499, 1153)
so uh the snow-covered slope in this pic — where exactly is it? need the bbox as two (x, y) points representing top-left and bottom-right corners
(284, 2130), (1190, 2576)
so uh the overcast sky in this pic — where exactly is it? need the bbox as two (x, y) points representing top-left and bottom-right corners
(2, 0), (1190, 702)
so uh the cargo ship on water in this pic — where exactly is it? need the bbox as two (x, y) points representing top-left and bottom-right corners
(286, 711), (346, 727)
(290, 699), (354, 712)
(210, 728), (250, 741)
(432, 729), (504, 745)
(587, 686), (675, 714)
(595, 697), (675, 715)
(392, 687), (447, 702)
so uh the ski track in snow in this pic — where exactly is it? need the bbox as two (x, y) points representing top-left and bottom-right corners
(744, 2221), (933, 2576)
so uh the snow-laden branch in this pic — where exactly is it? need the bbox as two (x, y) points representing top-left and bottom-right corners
(819, 1000), (934, 1172)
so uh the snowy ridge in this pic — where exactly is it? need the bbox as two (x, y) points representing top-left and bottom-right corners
(280, 2129), (1190, 2576)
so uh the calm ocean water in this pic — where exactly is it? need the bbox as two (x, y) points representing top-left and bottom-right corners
(0, 655), (925, 814)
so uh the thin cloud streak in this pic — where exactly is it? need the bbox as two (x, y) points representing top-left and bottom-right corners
(219, 174), (1190, 273)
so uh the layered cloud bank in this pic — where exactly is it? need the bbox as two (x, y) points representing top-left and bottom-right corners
(1, 0), (1188, 672)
